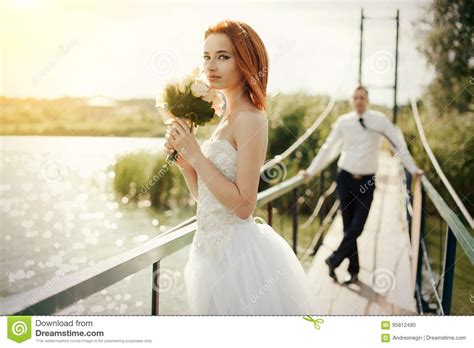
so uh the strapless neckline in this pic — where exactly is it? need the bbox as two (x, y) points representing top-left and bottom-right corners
(204, 138), (237, 153)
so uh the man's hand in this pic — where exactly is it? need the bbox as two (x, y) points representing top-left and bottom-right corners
(412, 168), (425, 180)
(298, 169), (312, 180)
(413, 168), (424, 179)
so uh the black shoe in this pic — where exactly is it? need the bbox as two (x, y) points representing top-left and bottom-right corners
(343, 273), (358, 285)
(325, 257), (337, 281)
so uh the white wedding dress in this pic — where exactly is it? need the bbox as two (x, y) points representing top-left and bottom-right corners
(183, 139), (318, 315)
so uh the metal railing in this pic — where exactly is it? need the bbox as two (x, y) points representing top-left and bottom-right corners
(406, 173), (473, 315)
(405, 98), (473, 315)
(4, 164), (470, 316)
(1, 173), (316, 316)
(2, 102), (471, 316)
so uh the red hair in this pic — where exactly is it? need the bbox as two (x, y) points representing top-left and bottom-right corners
(205, 20), (269, 111)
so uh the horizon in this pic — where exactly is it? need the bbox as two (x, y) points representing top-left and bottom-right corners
(1, 0), (433, 108)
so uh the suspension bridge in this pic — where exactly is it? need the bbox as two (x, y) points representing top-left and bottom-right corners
(1, 9), (472, 316)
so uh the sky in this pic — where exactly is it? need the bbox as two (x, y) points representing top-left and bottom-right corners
(0, 0), (434, 107)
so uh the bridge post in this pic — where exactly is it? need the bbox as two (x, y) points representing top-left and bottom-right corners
(358, 8), (364, 84)
(319, 169), (326, 223)
(416, 186), (426, 295)
(405, 170), (413, 238)
(292, 188), (298, 255)
(267, 201), (273, 226)
(357, 8), (400, 123)
(151, 261), (160, 315)
(393, 9), (400, 124)
(410, 177), (433, 313)
(441, 226), (457, 315)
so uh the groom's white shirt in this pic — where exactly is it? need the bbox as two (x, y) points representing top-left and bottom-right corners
(306, 109), (418, 176)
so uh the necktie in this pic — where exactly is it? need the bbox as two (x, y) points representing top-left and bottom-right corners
(358, 114), (397, 149)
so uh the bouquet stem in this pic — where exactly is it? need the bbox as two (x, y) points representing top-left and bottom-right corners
(167, 150), (179, 163)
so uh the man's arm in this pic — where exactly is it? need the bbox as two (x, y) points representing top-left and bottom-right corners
(381, 117), (419, 175)
(305, 119), (343, 177)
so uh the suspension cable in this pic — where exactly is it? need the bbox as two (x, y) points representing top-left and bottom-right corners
(409, 98), (473, 229)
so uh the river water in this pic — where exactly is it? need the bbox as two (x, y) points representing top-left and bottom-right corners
(0, 136), (192, 315)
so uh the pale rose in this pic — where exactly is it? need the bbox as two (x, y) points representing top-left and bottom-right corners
(177, 81), (186, 93)
(155, 92), (164, 107)
(209, 90), (224, 107)
(213, 91), (224, 106)
(202, 88), (216, 103)
(190, 80), (208, 98)
(156, 106), (175, 125)
(177, 77), (189, 93)
(210, 91), (224, 116)
(213, 102), (224, 116)
(190, 67), (200, 78)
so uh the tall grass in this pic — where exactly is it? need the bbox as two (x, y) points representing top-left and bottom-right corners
(113, 150), (193, 210)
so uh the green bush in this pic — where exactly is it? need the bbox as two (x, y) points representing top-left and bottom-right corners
(113, 150), (191, 210)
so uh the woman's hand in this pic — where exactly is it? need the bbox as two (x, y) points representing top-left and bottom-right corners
(167, 118), (202, 167)
(163, 138), (193, 171)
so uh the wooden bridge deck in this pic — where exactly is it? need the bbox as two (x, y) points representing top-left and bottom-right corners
(307, 153), (418, 315)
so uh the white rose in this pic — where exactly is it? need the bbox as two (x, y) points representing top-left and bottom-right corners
(213, 102), (224, 116)
(210, 91), (224, 115)
(202, 88), (216, 103)
(213, 91), (224, 106)
(177, 81), (185, 93)
(190, 80), (208, 98)
(177, 76), (189, 93)
(155, 92), (164, 107)
(190, 67), (201, 78)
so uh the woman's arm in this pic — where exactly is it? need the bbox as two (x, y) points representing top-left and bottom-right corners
(164, 138), (199, 202)
(179, 166), (199, 202)
(187, 112), (267, 219)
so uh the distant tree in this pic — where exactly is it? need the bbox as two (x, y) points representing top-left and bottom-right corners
(415, 0), (473, 114)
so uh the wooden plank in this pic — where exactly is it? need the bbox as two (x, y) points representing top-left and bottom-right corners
(410, 176), (422, 286)
(307, 153), (418, 315)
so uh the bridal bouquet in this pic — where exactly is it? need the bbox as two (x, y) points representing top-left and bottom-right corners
(155, 67), (224, 161)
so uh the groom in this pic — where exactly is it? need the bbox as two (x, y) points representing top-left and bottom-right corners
(299, 86), (423, 284)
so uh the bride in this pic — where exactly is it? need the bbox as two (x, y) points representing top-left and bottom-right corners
(164, 20), (317, 315)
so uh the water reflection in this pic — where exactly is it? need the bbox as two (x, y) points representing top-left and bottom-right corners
(0, 136), (191, 314)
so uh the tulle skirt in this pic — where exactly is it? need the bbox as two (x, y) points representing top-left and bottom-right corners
(183, 218), (318, 315)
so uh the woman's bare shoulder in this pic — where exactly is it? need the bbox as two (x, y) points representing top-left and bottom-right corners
(232, 109), (268, 150)
(233, 109), (268, 128)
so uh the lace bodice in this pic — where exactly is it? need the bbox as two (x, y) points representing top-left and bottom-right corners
(192, 139), (254, 261)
